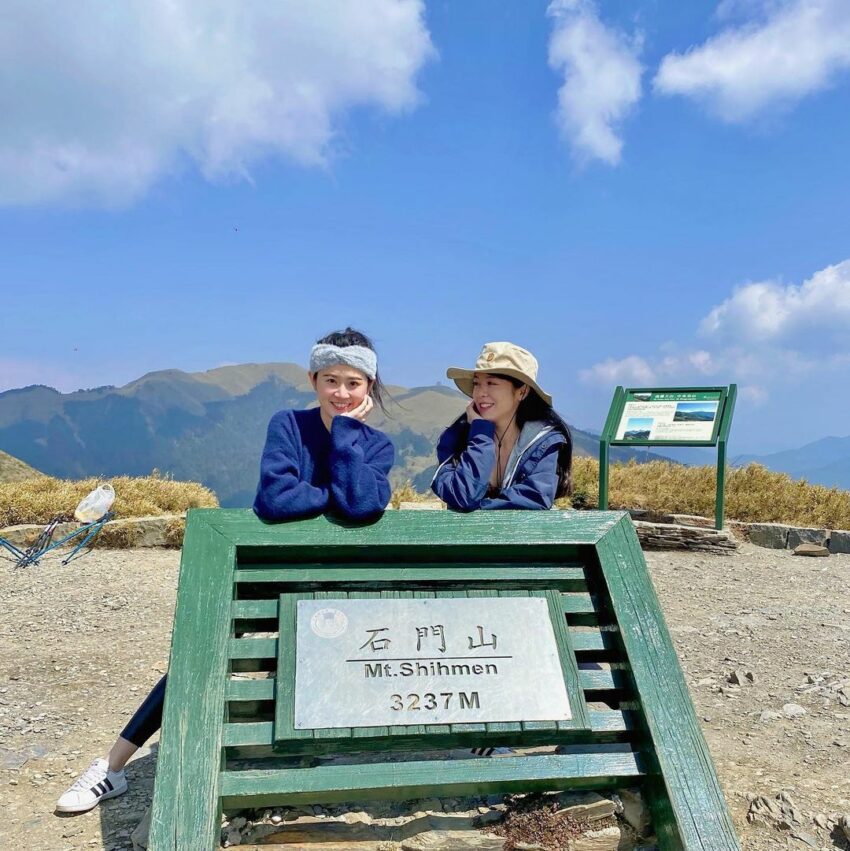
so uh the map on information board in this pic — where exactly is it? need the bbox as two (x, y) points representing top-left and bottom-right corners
(613, 389), (724, 445)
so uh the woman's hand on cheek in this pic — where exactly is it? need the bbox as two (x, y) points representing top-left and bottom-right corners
(342, 395), (373, 422)
(466, 401), (481, 422)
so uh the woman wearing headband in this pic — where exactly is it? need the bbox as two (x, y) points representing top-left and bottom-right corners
(432, 342), (572, 511)
(56, 328), (394, 814)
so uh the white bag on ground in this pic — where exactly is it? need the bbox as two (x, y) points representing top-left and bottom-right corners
(74, 484), (115, 522)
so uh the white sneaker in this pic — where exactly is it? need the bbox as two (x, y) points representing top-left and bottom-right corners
(55, 758), (127, 813)
(469, 746), (516, 757)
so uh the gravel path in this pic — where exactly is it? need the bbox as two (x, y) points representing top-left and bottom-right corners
(1, 543), (848, 850)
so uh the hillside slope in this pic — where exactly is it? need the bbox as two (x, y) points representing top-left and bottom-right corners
(0, 364), (670, 505)
(0, 450), (43, 483)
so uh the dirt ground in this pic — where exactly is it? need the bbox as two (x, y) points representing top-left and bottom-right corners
(1, 542), (849, 850)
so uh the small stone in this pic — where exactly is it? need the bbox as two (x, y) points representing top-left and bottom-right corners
(759, 709), (782, 722)
(783, 703), (807, 718)
(728, 669), (755, 686)
(793, 543), (829, 557)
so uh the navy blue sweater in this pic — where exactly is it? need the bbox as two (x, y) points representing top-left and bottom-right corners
(253, 408), (395, 521)
(431, 418), (565, 512)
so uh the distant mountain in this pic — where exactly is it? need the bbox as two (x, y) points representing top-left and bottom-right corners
(740, 436), (850, 490)
(0, 363), (671, 506)
(0, 450), (43, 483)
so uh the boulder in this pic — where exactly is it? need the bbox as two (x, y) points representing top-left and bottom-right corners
(787, 527), (829, 549)
(793, 543), (830, 557)
(632, 520), (738, 554)
(747, 523), (790, 549)
(828, 529), (850, 554)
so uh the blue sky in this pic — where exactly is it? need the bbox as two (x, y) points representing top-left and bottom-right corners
(2, 0), (850, 454)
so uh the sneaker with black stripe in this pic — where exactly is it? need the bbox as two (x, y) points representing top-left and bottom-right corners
(55, 758), (127, 813)
(470, 746), (516, 757)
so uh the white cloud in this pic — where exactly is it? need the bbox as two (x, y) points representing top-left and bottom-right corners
(0, 0), (435, 206)
(654, 0), (850, 121)
(580, 258), (850, 406)
(700, 260), (850, 341)
(579, 350), (717, 385)
(580, 355), (656, 385)
(547, 0), (643, 165)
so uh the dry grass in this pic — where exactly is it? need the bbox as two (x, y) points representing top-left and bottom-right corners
(0, 472), (218, 527)
(558, 458), (850, 529)
(390, 480), (439, 509)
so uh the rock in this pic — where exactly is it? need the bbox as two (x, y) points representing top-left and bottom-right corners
(759, 709), (782, 722)
(569, 826), (623, 850)
(782, 703), (807, 718)
(632, 520), (738, 554)
(400, 831), (505, 849)
(669, 514), (715, 528)
(553, 792), (616, 823)
(615, 788), (652, 837)
(839, 814), (850, 841)
(747, 523), (791, 549)
(828, 530), (850, 554)
(727, 670), (755, 686)
(0, 514), (185, 551)
(131, 807), (151, 851)
(787, 527), (829, 549)
(793, 543), (829, 557)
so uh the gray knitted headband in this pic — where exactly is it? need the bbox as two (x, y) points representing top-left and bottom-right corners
(309, 344), (377, 379)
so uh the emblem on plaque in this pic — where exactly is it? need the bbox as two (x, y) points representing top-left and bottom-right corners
(310, 608), (348, 638)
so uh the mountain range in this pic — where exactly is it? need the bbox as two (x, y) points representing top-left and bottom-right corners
(0, 363), (670, 506)
(740, 437), (850, 491)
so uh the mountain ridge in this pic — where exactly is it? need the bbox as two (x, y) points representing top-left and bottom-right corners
(0, 363), (673, 506)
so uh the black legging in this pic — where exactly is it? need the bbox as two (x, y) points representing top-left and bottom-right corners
(120, 675), (167, 747)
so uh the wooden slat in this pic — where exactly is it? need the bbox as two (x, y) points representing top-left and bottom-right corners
(219, 749), (644, 808)
(149, 513), (234, 851)
(235, 565), (587, 590)
(230, 637), (276, 659)
(232, 599), (277, 619)
(208, 507), (623, 549)
(596, 515), (740, 850)
(223, 709), (634, 748)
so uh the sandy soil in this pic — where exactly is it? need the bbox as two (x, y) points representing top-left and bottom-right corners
(1, 543), (849, 850)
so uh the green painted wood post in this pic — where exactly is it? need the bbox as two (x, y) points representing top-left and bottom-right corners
(594, 515), (740, 850)
(149, 512), (236, 851)
(598, 385), (623, 511)
(714, 384), (737, 531)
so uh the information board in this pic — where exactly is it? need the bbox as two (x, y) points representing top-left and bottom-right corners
(293, 597), (572, 729)
(613, 389), (723, 445)
(599, 384), (737, 529)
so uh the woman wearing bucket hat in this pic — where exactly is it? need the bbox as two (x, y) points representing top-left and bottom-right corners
(431, 342), (572, 511)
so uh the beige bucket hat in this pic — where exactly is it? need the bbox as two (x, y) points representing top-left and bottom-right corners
(446, 341), (552, 406)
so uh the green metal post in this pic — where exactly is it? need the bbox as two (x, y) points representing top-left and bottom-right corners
(715, 440), (726, 531)
(599, 438), (610, 510)
(714, 384), (737, 531)
(597, 386), (624, 512)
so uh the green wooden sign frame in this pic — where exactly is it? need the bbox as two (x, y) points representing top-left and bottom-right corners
(149, 508), (740, 851)
(598, 385), (737, 530)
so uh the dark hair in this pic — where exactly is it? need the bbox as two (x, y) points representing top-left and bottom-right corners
(452, 372), (573, 498)
(315, 327), (389, 414)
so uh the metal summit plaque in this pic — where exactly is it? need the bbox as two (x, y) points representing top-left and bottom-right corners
(293, 597), (572, 729)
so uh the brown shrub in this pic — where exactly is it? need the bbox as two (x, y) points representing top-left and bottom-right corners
(555, 459), (850, 529)
(0, 473), (218, 528)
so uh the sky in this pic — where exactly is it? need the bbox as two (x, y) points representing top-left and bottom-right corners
(2, 0), (850, 455)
